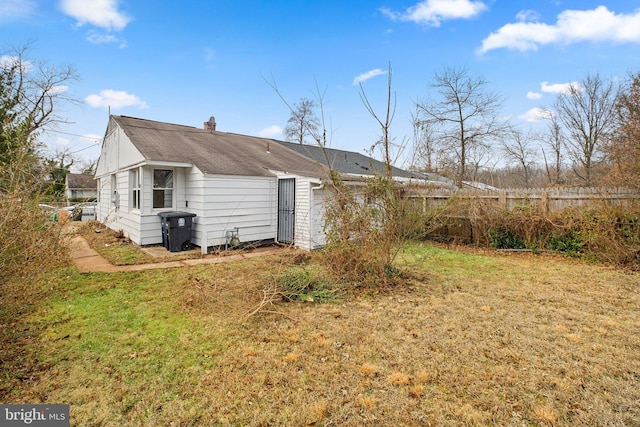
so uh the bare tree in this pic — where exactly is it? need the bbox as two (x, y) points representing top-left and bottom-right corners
(605, 71), (640, 188)
(416, 65), (508, 188)
(501, 128), (537, 187)
(1, 43), (79, 191)
(359, 63), (396, 178)
(410, 110), (456, 176)
(283, 97), (321, 145)
(540, 111), (566, 186)
(553, 73), (620, 186)
(0, 44), (77, 285)
(75, 157), (98, 175)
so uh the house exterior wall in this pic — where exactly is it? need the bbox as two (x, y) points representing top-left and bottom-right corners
(66, 188), (97, 200)
(95, 123), (145, 178)
(309, 185), (328, 249)
(267, 172), (326, 251)
(190, 174), (278, 252)
(96, 163), (325, 253)
(289, 177), (326, 250)
(97, 166), (190, 247)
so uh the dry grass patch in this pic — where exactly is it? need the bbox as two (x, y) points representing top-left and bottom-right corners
(2, 242), (639, 426)
(386, 372), (411, 386)
(360, 362), (380, 378)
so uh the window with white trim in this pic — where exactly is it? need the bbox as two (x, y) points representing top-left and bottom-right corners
(130, 168), (141, 210)
(111, 174), (118, 208)
(153, 169), (173, 209)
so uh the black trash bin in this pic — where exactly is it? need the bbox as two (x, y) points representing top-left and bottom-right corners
(157, 211), (197, 252)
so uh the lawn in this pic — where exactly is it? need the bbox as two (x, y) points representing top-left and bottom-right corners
(1, 241), (639, 426)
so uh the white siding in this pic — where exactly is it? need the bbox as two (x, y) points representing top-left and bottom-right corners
(268, 173), (325, 251)
(95, 123), (145, 178)
(98, 166), (191, 247)
(190, 175), (278, 252)
(309, 185), (328, 249)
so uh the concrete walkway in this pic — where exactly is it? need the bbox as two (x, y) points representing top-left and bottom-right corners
(68, 235), (286, 273)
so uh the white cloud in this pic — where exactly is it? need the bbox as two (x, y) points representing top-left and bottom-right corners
(47, 85), (69, 95)
(0, 55), (33, 73)
(85, 89), (148, 109)
(526, 91), (542, 100)
(479, 6), (640, 54)
(516, 10), (539, 22)
(520, 107), (552, 122)
(541, 81), (580, 94)
(352, 68), (387, 85)
(382, 0), (487, 27)
(258, 125), (282, 137)
(0, 0), (36, 21)
(86, 30), (127, 47)
(60, 0), (130, 31)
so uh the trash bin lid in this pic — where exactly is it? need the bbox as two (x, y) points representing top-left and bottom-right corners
(157, 211), (197, 218)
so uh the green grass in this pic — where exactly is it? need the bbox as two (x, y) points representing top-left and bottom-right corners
(2, 243), (639, 426)
(23, 269), (230, 424)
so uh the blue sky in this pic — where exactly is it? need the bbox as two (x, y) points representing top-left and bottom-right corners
(2, 0), (640, 170)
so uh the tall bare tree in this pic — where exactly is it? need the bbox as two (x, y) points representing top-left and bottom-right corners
(359, 63), (396, 177)
(0, 44), (78, 190)
(606, 71), (640, 188)
(501, 128), (537, 188)
(411, 110), (456, 176)
(553, 73), (620, 186)
(283, 97), (320, 145)
(541, 111), (566, 186)
(416, 65), (508, 187)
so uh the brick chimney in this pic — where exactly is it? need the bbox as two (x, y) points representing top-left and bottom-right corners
(204, 116), (216, 131)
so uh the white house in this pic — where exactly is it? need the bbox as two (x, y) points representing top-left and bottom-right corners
(94, 115), (426, 253)
(65, 173), (97, 201)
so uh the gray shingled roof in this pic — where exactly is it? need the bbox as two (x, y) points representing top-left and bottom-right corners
(66, 173), (96, 189)
(111, 115), (431, 182)
(112, 116), (328, 178)
(277, 141), (426, 179)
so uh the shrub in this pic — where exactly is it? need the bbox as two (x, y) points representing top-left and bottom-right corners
(488, 227), (527, 250)
(548, 230), (585, 256)
(274, 267), (335, 303)
(321, 174), (405, 289)
(0, 194), (68, 286)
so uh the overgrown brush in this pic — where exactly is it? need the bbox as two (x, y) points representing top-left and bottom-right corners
(0, 195), (67, 281)
(1, 46), (74, 308)
(432, 196), (640, 268)
(273, 267), (336, 303)
(0, 129), (69, 305)
(321, 173), (408, 289)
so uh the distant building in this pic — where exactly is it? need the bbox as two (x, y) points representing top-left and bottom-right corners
(65, 173), (97, 201)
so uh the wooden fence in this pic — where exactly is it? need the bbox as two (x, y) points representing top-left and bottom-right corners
(405, 187), (640, 243)
(407, 187), (640, 214)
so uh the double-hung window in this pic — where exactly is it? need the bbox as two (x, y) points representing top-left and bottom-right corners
(153, 169), (173, 209)
(131, 168), (141, 210)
